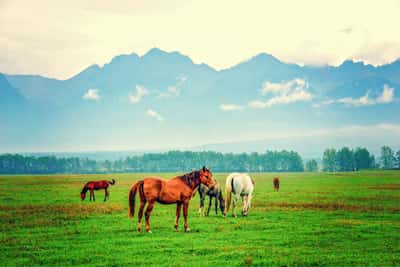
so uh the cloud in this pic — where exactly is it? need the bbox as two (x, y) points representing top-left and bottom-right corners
(129, 85), (148, 103)
(146, 109), (164, 121)
(220, 104), (244, 111)
(83, 89), (100, 101)
(250, 78), (312, 109)
(158, 75), (187, 98)
(323, 84), (395, 107)
(377, 84), (394, 103)
(261, 78), (306, 95)
(354, 42), (400, 66)
(339, 27), (353, 35)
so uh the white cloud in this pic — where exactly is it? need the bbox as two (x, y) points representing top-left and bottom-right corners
(377, 84), (394, 103)
(250, 78), (312, 109)
(129, 85), (148, 103)
(158, 75), (187, 98)
(2, 1), (400, 79)
(261, 78), (306, 95)
(337, 93), (373, 106)
(83, 89), (100, 101)
(146, 109), (164, 121)
(220, 104), (244, 111)
(323, 84), (395, 107)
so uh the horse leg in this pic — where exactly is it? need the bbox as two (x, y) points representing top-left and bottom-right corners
(104, 188), (108, 202)
(242, 196), (248, 216)
(174, 202), (182, 231)
(247, 193), (253, 212)
(137, 199), (146, 232)
(215, 195), (218, 215)
(206, 196), (212, 216)
(93, 190), (95, 202)
(199, 194), (204, 216)
(90, 190), (94, 201)
(232, 194), (240, 217)
(145, 200), (155, 233)
(183, 201), (190, 232)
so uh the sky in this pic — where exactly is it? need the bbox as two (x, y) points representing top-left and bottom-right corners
(1, 0), (400, 79)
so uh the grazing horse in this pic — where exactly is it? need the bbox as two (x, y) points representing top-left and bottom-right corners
(273, 177), (280, 191)
(129, 167), (215, 233)
(80, 179), (115, 202)
(198, 181), (225, 216)
(224, 173), (254, 217)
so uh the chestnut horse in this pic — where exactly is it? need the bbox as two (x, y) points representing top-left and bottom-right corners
(273, 177), (280, 191)
(80, 179), (115, 202)
(129, 167), (215, 233)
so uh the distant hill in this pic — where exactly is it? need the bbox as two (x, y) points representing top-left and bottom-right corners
(1, 48), (399, 156)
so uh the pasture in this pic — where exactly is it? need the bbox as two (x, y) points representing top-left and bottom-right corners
(0, 171), (399, 266)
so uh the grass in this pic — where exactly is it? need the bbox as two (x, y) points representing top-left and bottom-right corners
(0, 171), (399, 266)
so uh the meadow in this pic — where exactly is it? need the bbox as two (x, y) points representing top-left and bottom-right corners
(0, 171), (399, 266)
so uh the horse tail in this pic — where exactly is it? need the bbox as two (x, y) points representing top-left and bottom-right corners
(129, 180), (144, 218)
(108, 179), (116, 185)
(224, 175), (233, 214)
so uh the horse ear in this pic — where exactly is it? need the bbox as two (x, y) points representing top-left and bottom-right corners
(202, 166), (206, 172)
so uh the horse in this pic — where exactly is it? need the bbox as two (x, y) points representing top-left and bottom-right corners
(273, 177), (280, 191)
(224, 173), (254, 217)
(198, 181), (225, 216)
(80, 179), (115, 202)
(128, 166), (215, 233)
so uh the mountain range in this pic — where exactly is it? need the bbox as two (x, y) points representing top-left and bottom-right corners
(1, 48), (399, 157)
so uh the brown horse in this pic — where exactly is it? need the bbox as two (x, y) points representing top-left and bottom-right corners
(129, 167), (215, 233)
(273, 177), (280, 191)
(80, 179), (115, 202)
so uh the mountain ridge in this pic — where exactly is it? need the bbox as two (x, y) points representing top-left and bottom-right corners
(1, 48), (399, 155)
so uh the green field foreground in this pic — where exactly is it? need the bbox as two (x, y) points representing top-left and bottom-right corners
(0, 171), (399, 266)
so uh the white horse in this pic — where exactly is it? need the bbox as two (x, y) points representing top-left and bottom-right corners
(224, 173), (254, 217)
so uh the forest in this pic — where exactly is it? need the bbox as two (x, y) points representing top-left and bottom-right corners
(0, 146), (398, 174)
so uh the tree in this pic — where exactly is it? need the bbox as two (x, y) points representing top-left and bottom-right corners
(323, 148), (337, 172)
(336, 147), (354, 171)
(305, 159), (318, 172)
(353, 147), (374, 170)
(380, 146), (394, 169)
(395, 150), (400, 169)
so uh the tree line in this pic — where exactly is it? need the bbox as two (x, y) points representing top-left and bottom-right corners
(0, 146), (398, 174)
(322, 146), (400, 172)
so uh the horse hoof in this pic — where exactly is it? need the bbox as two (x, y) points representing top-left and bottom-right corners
(174, 226), (179, 231)
(147, 230), (153, 234)
(185, 228), (191, 232)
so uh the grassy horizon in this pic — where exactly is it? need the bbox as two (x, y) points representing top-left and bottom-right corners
(1, 171), (399, 266)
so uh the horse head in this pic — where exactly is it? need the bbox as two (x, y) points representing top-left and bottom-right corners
(199, 166), (215, 188)
(80, 186), (88, 201)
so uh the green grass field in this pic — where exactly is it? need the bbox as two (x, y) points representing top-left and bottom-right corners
(1, 171), (399, 266)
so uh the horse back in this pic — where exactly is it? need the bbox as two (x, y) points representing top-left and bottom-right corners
(85, 180), (109, 190)
(227, 173), (254, 195)
(142, 177), (191, 203)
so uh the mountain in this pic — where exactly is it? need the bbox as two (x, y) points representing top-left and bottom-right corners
(0, 73), (25, 106)
(1, 48), (399, 156)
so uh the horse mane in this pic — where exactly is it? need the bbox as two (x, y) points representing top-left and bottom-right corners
(179, 170), (200, 188)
